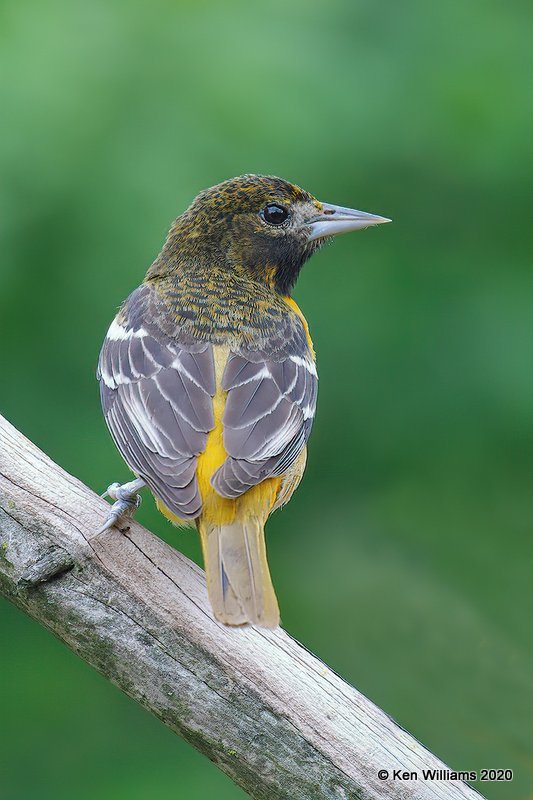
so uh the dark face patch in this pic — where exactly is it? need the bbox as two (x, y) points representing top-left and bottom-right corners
(151, 174), (324, 295)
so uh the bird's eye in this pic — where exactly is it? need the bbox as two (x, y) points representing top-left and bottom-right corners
(262, 203), (289, 226)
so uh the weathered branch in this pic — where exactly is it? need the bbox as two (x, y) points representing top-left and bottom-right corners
(0, 413), (484, 800)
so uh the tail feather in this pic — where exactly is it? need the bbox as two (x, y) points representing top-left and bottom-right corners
(199, 518), (279, 628)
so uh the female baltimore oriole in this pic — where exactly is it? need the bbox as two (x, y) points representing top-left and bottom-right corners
(97, 175), (389, 628)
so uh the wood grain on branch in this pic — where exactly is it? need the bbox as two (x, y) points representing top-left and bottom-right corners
(0, 414), (484, 800)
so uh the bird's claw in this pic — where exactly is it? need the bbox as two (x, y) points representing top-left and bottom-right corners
(97, 478), (145, 535)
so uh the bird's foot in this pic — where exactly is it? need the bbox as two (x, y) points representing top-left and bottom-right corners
(96, 478), (146, 535)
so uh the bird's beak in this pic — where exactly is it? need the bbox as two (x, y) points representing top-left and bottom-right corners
(307, 202), (391, 241)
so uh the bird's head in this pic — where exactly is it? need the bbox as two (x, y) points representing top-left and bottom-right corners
(153, 174), (390, 294)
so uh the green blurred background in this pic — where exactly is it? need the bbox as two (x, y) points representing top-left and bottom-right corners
(1, 0), (532, 798)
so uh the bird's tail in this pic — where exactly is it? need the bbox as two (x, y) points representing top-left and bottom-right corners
(198, 517), (279, 628)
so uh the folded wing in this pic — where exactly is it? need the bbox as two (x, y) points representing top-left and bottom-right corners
(211, 348), (317, 498)
(97, 303), (215, 521)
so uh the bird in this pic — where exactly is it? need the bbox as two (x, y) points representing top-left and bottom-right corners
(97, 174), (390, 628)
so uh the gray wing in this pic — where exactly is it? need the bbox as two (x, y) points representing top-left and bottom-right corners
(97, 299), (215, 521)
(211, 349), (317, 499)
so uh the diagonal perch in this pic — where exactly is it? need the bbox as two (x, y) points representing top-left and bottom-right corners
(0, 413), (485, 800)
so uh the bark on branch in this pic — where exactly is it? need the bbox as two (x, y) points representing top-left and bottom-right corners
(0, 414), (484, 800)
